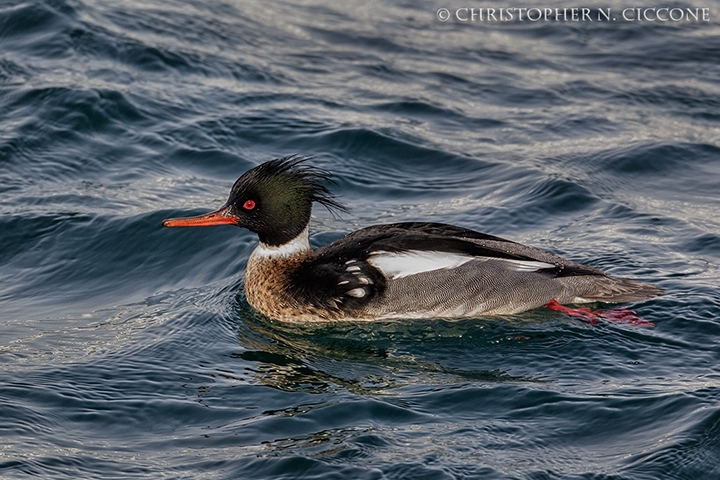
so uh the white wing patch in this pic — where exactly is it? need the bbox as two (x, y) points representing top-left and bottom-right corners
(367, 250), (556, 279)
(367, 250), (474, 279)
(502, 259), (556, 271)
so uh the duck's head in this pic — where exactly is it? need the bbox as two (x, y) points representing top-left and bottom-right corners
(162, 156), (347, 246)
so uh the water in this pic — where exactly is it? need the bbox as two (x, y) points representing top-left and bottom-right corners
(1, 0), (719, 478)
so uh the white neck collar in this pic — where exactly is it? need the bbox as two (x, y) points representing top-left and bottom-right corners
(251, 226), (311, 259)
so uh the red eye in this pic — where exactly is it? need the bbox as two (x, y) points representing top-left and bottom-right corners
(243, 199), (256, 210)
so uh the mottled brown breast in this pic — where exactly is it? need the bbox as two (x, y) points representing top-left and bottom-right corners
(244, 252), (351, 322)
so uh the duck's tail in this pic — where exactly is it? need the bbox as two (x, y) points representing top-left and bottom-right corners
(558, 275), (662, 304)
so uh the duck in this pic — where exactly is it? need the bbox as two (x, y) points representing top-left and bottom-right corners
(162, 155), (661, 323)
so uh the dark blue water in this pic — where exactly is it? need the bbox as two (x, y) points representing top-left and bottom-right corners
(2, 0), (720, 478)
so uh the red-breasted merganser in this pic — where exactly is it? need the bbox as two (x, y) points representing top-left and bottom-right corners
(163, 156), (661, 324)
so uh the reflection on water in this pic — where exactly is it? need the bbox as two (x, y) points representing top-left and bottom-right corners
(232, 297), (547, 395)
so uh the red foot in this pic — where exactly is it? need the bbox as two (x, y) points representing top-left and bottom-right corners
(545, 300), (654, 327)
